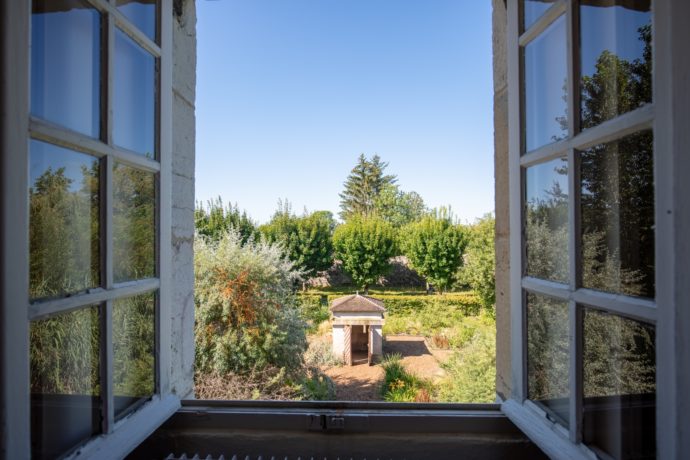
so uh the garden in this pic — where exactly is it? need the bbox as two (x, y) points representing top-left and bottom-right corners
(193, 155), (497, 403)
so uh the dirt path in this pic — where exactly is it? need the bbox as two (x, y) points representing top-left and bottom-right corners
(321, 335), (451, 401)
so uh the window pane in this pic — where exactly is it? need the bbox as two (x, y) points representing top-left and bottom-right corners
(580, 131), (654, 298)
(580, 1), (652, 130)
(117, 0), (157, 41)
(30, 307), (100, 459)
(31, 0), (100, 138)
(113, 163), (155, 282)
(522, 0), (558, 31)
(114, 29), (156, 158)
(525, 157), (568, 282)
(30, 140), (100, 299)
(527, 293), (569, 426)
(583, 308), (655, 459)
(113, 293), (156, 419)
(523, 15), (567, 152)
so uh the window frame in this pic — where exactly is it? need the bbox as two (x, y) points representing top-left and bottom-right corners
(504, 0), (690, 458)
(1, 0), (178, 458)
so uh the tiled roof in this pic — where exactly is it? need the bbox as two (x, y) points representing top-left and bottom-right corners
(329, 294), (386, 313)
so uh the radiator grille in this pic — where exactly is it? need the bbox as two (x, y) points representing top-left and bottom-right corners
(166, 455), (389, 460)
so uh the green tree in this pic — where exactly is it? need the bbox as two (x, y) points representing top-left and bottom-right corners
(401, 210), (466, 293)
(195, 196), (258, 245)
(260, 201), (335, 289)
(457, 214), (496, 310)
(373, 183), (427, 228)
(339, 154), (397, 220)
(332, 216), (397, 293)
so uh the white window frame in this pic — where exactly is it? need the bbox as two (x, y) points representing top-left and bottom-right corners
(503, 1), (690, 459)
(1, 1), (178, 458)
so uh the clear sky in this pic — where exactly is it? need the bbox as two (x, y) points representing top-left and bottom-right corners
(195, 0), (494, 225)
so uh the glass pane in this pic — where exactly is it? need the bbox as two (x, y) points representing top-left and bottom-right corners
(31, 0), (100, 138)
(580, 131), (654, 298)
(525, 157), (568, 282)
(113, 293), (156, 418)
(114, 29), (156, 158)
(523, 15), (568, 152)
(580, 1), (652, 130)
(583, 308), (655, 459)
(523, 0), (558, 31)
(30, 140), (100, 300)
(117, 0), (157, 41)
(30, 307), (100, 459)
(527, 293), (569, 426)
(113, 163), (155, 282)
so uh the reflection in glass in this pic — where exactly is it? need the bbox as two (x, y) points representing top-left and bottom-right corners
(30, 307), (100, 459)
(580, 131), (654, 298)
(580, 1), (651, 130)
(523, 15), (567, 152)
(525, 158), (568, 283)
(113, 163), (155, 282)
(31, 0), (100, 137)
(113, 293), (155, 418)
(583, 308), (655, 459)
(114, 29), (156, 157)
(117, 0), (157, 41)
(523, 0), (557, 31)
(527, 293), (569, 426)
(30, 140), (100, 300)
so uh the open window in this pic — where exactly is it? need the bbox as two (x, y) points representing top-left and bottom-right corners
(502, 1), (690, 458)
(1, 0), (178, 458)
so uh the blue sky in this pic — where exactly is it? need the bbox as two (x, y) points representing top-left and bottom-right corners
(195, 0), (494, 224)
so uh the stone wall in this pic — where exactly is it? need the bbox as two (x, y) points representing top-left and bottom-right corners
(170, 0), (197, 399)
(492, 0), (511, 401)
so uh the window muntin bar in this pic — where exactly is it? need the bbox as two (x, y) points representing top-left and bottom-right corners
(116, 0), (157, 42)
(522, 0), (560, 31)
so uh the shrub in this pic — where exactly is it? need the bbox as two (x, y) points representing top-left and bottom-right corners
(456, 214), (496, 311)
(436, 313), (496, 403)
(194, 229), (307, 376)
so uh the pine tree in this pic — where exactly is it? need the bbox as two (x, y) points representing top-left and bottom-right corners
(338, 154), (396, 221)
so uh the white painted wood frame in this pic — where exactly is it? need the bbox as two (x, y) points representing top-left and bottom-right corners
(0, 0), (179, 458)
(503, 1), (689, 459)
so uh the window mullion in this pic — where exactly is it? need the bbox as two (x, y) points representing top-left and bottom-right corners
(104, 8), (116, 434)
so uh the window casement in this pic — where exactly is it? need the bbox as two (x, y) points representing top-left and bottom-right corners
(504, 0), (690, 459)
(1, 1), (177, 458)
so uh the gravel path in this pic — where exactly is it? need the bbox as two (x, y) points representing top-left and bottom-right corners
(321, 335), (451, 401)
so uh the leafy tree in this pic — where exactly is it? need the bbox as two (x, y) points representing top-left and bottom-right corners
(401, 210), (466, 293)
(457, 214), (496, 310)
(260, 201), (335, 289)
(373, 183), (427, 227)
(339, 154), (396, 220)
(195, 196), (258, 245)
(332, 216), (397, 293)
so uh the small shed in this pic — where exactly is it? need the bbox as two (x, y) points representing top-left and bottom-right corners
(330, 294), (385, 366)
